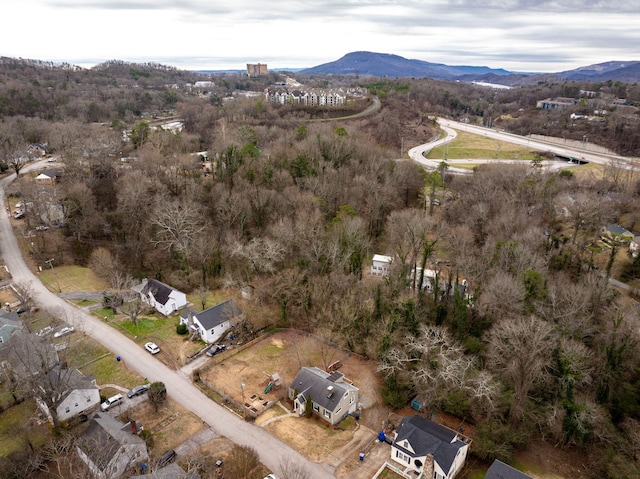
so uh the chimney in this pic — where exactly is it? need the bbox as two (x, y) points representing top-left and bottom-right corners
(130, 419), (138, 435)
(422, 453), (434, 479)
(326, 385), (334, 398)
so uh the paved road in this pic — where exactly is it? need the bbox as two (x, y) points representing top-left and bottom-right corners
(409, 117), (640, 173)
(0, 162), (336, 479)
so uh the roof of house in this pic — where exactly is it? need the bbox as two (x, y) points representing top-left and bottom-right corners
(606, 224), (632, 236)
(0, 311), (21, 348)
(485, 459), (533, 479)
(141, 279), (181, 306)
(291, 366), (358, 413)
(394, 415), (468, 475)
(77, 412), (145, 469)
(372, 254), (393, 263)
(130, 463), (201, 479)
(45, 368), (97, 403)
(36, 169), (63, 179)
(182, 299), (242, 330)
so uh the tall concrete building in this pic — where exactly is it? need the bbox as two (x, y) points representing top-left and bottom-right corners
(247, 63), (268, 76)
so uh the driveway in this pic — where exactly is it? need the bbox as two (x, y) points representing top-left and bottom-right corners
(0, 163), (337, 479)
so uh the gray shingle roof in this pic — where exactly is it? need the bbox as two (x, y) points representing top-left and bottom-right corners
(181, 299), (242, 330)
(485, 459), (533, 479)
(142, 279), (176, 306)
(78, 413), (145, 468)
(291, 367), (357, 413)
(394, 415), (467, 475)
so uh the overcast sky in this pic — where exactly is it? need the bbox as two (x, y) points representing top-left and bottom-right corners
(3, 1), (639, 73)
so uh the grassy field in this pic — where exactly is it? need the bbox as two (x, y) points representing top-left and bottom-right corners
(38, 265), (109, 293)
(0, 400), (49, 457)
(427, 130), (539, 160)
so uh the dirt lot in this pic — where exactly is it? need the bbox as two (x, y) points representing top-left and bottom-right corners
(123, 398), (206, 457)
(200, 330), (384, 420)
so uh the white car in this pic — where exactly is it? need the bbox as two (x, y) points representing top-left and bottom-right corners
(145, 342), (160, 354)
(53, 326), (75, 338)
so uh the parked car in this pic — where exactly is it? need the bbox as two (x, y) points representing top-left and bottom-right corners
(36, 326), (53, 337)
(127, 384), (150, 398)
(100, 393), (123, 411)
(206, 344), (226, 357)
(15, 306), (28, 314)
(145, 342), (160, 354)
(263, 474), (278, 479)
(53, 326), (75, 338)
(13, 210), (25, 219)
(156, 449), (177, 468)
(35, 225), (49, 231)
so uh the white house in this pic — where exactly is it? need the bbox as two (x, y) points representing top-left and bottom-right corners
(35, 368), (100, 424)
(180, 299), (242, 344)
(391, 415), (469, 479)
(371, 254), (393, 277)
(630, 234), (640, 258)
(289, 366), (359, 426)
(76, 412), (148, 479)
(133, 279), (187, 316)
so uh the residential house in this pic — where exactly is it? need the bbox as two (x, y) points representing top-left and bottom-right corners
(602, 224), (634, 243)
(391, 415), (469, 479)
(35, 368), (100, 424)
(27, 143), (47, 157)
(371, 254), (393, 277)
(35, 168), (63, 185)
(485, 459), (533, 479)
(0, 310), (21, 349)
(76, 412), (148, 479)
(180, 299), (242, 344)
(133, 279), (187, 317)
(289, 366), (359, 426)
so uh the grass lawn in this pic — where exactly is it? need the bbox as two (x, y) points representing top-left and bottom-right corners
(0, 400), (49, 457)
(70, 298), (99, 307)
(185, 290), (229, 311)
(38, 265), (109, 293)
(63, 335), (144, 390)
(427, 130), (538, 160)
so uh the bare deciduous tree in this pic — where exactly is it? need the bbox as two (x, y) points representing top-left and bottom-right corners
(485, 316), (555, 422)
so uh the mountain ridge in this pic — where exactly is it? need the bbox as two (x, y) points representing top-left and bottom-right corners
(300, 51), (640, 84)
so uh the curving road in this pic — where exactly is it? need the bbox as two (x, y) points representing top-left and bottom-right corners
(0, 161), (336, 478)
(409, 117), (640, 173)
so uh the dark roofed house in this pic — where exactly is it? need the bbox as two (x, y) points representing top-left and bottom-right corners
(179, 299), (242, 344)
(35, 168), (63, 185)
(133, 279), (187, 316)
(391, 415), (469, 479)
(289, 366), (359, 426)
(485, 459), (533, 479)
(76, 412), (148, 479)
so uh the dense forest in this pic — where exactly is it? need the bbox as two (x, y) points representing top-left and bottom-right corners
(1, 58), (640, 478)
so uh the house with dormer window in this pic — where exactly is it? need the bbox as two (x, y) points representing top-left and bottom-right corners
(289, 366), (358, 426)
(391, 415), (469, 479)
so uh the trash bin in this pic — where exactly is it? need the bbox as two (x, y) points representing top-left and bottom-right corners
(355, 412), (360, 420)
(359, 452), (365, 462)
(116, 355), (121, 362)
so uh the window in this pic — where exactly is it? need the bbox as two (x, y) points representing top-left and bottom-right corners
(324, 410), (331, 419)
(336, 407), (342, 416)
(350, 395), (355, 404)
(75, 403), (78, 407)
(65, 407), (70, 413)
(87, 397), (91, 402)
(313, 404), (319, 412)
(395, 450), (409, 463)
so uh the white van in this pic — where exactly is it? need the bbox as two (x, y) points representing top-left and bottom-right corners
(101, 393), (123, 411)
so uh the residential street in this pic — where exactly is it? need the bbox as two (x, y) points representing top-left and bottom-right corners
(0, 162), (337, 478)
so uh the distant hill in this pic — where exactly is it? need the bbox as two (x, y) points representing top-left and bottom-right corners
(300, 52), (640, 85)
(300, 51), (513, 80)
(555, 61), (640, 82)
